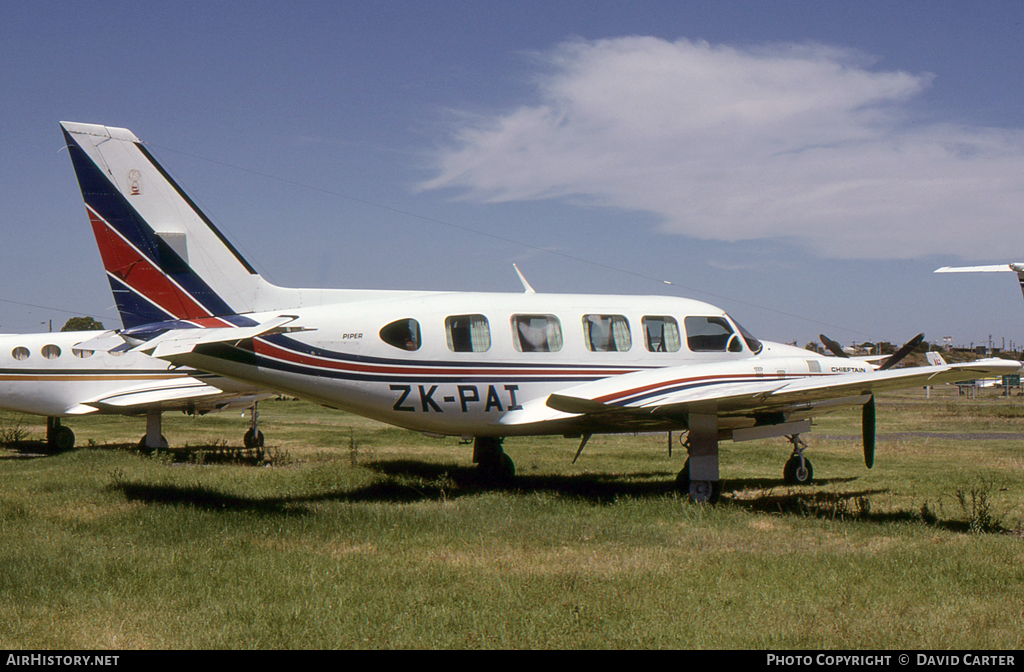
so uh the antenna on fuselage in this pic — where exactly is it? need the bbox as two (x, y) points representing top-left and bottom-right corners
(513, 264), (536, 294)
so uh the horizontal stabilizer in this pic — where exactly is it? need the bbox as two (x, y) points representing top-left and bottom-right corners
(138, 315), (306, 358)
(71, 331), (128, 354)
(935, 264), (1021, 273)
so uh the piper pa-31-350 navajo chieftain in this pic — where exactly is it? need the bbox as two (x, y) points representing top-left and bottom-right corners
(0, 329), (272, 452)
(60, 121), (1019, 502)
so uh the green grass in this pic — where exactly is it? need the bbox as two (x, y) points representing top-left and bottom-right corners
(1, 389), (1022, 649)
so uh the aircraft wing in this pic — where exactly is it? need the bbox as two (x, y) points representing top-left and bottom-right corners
(500, 358), (1021, 429)
(79, 377), (271, 414)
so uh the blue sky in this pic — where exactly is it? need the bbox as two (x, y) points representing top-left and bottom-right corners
(3, 1), (1024, 351)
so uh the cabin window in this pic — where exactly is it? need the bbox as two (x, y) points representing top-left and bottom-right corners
(11, 347), (29, 361)
(642, 316), (681, 352)
(72, 348), (95, 359)
(446, 315), (491, 353)
(379, 318), (421, 351)
(512, 315), (563, 352)
(41, 345), (61, 360)
(583, 315), (631, 352)
(684, 316), (743, 352)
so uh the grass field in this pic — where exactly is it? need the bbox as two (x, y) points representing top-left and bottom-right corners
(1, 387), (1022, 649)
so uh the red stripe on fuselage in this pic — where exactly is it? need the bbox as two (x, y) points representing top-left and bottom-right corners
(253, 338), (638, 379)
(88, 208), (213, 322)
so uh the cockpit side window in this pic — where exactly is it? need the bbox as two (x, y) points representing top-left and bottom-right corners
(583, 315), (631, 352)
(731, 317), (763, 355)
(446, 315), (491, 352)
(380, 318), (421, 351)
(684, 316), (743, 352)
(642, 316), (681, 352)
(512, 315), (563, 352)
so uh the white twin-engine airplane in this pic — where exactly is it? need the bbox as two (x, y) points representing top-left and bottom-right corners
(0, 329), (272, 452)
(60, 121), (1019, 502)
(0, 174), (272, 455)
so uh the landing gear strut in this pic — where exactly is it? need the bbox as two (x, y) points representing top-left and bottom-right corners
(782, 434), (813, 485)
(46, 417), (75, 452)
(675, 413), (722, 503)
(243, 402), (265, 453)
(138, 409), (169, 455)
(473, 437), (515, 484)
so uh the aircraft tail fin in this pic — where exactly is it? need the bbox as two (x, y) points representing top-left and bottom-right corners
(61, 122), (264, 328)
(925, 351), (947, 366)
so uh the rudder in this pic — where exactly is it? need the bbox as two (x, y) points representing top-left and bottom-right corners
(61, 122), (261, 327)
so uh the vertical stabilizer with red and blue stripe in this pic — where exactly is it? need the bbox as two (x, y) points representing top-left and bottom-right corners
(61, 122), (263, 328)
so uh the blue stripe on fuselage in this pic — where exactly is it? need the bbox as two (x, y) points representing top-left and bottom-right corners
(64, 129), (237, 320)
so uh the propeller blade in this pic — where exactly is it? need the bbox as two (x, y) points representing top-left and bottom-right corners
(862, 396), (876, 469)
(879, 333), (925, 371)
(819, 334), (849, 358)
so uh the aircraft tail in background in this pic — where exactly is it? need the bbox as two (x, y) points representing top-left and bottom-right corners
(935, 263), (1024, 305)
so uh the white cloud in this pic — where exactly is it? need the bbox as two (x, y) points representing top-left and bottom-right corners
(420, 37), (1024, 260)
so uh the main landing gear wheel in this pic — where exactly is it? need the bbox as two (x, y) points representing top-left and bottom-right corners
(50, 426), (75, 452)
(473, 437), (515, 484)
(137, 435), (168, 456)
(782, 435), (813, 485)
(243, 428), (265, 449)
(244, 403), (265, 454)
(675, 459), (722, 504)
(46, 418), (74, 453)
(783, 455), (813, 485)
(243, 428), (266, 462)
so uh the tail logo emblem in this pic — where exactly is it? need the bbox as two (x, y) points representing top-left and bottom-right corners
(128, 169), (142, 196)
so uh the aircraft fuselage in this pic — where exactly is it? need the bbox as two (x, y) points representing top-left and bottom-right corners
(155, 291), (857, 437)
